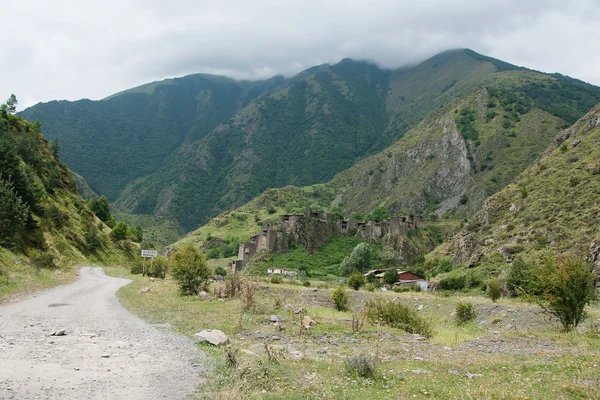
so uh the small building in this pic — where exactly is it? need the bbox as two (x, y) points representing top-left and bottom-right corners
(267, 268), (299, 276)
(372, 269), (428, 291)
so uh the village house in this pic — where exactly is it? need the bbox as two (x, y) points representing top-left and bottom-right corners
(365, 269), (429, 291)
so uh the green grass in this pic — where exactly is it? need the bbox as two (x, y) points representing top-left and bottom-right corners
(253, 236), (363, 277)
(106, 267), (600, 399)
(0, 248), (79, 302)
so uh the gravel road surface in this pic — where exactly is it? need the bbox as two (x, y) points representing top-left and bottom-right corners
(0, 267), (204, 399)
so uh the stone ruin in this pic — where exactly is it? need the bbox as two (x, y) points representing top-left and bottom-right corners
(229, 207), (425, 273)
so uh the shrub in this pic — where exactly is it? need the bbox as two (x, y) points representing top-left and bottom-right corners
(437, 274), (466, 290)
(347, 272), (365, 290)
(225, 273), (243, 297)
(486, 279), (502, 302)
(205, 248), (221, 260)
(506, 256), (533, 296)
(331, 286), (349, 311)
(345, 354), (379, 379)
(214, 266), (228, 277)
(393, 285), (411, 293)
(169, 246), (212, 295)
(352, 308), (367, 333)
(28, 249), (56, 269)
(383, 269), (399, 285)
(455, 302), (477, 325)
(365, 284), (375, 292)
(527, 253), (596, 331)
(84, 228), (101, 251)
(148, 256), (168, 279)
(270, 276), (283, 284)
(365, 297), (433, 337)
(0, 179), (29, 246)
(240, 280), (257, 312)
(110, 222), (129, 242)
(131, 256), (167, 278)
(302, 280), (311, 287)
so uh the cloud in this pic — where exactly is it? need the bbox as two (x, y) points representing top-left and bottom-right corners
(3, 0), (600, 109)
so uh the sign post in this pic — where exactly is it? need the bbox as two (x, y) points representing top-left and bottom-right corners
(140, 250), (158, 277)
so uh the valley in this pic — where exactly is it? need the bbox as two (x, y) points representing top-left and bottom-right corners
(3, 45), (600, 400)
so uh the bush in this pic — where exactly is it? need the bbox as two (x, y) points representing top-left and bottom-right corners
(28, 249), (57, 269)
(365, 284), (375, 292)
(149, 256), (168, 278)
(345, 354), (379, 379)
(214, 266), (228, 277)
(205, 248), (221, 260)
(131, 255), (167, 278)
(393, 285), (411, 293)
(527, 253), (596, 331)
(455, 302), (477, 325)
(506, 256), (532, 296)
(110, 222), (128, 242)
(486, 279), (502, 302)
(437, 274), (466, 291)
(302, 280), (311, 287)
(331, 286), (349, 311)
(347, 272), (365, 290)
(225, 273), (243, 297)
(383, 269), (399, 285)
(270, 276), (283, 284)
(84, 228), (102, 251)
(365, 297), (433, 338)
(169, 246), (212, 295)
(0, 179), (29, 246)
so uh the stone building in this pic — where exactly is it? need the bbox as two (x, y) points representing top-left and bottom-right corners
(230, 208), (426, 274)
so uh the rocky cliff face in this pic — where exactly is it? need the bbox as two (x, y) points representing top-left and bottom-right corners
(328, 89), (565, 220)
(432, 103), (600, 266)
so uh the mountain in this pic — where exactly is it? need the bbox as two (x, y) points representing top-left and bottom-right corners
(0, 105), (128, 277)
(175, 86), (570, 250)
(20, 74), (285, 200)
(430, 103), (600, 268)
(20, 49), (600, 232)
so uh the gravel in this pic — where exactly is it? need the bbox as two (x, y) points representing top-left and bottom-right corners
(0, 267), (205, 399)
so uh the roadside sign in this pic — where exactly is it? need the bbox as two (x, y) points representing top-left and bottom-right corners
(141, 249), (158, 258)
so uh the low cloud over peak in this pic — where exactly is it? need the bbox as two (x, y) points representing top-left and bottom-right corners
(5, 0), (600, 109)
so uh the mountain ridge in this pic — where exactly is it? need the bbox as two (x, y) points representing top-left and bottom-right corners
(20, 49), (600, 233)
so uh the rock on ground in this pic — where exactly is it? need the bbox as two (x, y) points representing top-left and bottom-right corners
(0, 267), (205, 400)
(194, 330), (229, 346)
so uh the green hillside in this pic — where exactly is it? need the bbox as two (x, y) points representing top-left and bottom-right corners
(21, 49), (600, 233)
(0, 98), (130, 299)
(431, 103), (600, 267)
(20, 74), (284, 200)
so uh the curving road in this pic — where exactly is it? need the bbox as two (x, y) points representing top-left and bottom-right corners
(0, 267), (204, 399)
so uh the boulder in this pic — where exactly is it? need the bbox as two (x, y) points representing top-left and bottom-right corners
(269, 315), (281, 323)
(198, 291), (208, 300)
(194, 329), (229, 346)
(139, 287), (150, 294)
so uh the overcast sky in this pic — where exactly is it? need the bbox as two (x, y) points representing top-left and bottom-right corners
(4, 0), (600, 110)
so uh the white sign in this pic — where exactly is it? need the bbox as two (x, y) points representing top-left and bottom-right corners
(141, 249), (158, 258)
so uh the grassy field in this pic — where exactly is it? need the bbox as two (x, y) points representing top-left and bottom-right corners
(106, 266), (600, 399)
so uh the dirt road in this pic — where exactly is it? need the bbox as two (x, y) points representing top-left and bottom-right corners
(0, 267), (204, 399)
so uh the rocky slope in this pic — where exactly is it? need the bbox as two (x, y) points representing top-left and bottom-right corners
(431, 103), (600, 268)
